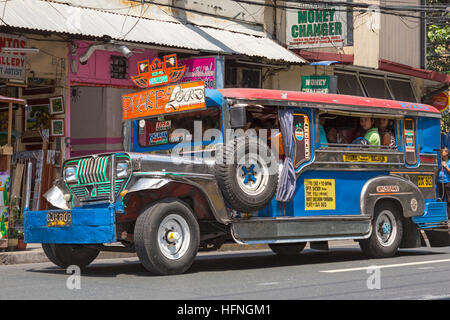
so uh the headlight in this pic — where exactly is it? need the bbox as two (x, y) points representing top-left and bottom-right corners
(116, 161), (130, 178)
(64, 166), (77, 183)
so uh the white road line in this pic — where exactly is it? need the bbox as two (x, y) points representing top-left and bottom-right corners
(320, 258), (450, 273)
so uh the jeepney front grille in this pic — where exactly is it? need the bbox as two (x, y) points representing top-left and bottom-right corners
(65, 155), (127, 202)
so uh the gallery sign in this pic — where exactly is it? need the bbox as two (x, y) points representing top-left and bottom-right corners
(286, 5), (349, 49)
(0, 33), (27, 80)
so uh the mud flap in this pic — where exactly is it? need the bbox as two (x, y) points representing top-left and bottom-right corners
(424, 229), (450, 247)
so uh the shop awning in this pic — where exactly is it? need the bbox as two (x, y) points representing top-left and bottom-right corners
(0, 0), (305, 64)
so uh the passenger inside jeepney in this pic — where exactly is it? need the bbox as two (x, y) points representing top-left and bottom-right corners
(378, 118), (396, 147)
(319, 114), (396, 149)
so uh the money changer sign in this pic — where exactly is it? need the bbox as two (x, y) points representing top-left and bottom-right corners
(286, 5), (348, 49)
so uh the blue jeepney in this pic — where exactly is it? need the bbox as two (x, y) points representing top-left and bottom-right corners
(25, 87), (450, 275)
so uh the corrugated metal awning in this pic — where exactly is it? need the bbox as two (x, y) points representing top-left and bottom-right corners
(0, 0), (305, 64)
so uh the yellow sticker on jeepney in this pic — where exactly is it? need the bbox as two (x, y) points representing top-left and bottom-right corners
(304, 179), (335, 210)
(343, 154), (388, 163)
(417, 175), (433, 188)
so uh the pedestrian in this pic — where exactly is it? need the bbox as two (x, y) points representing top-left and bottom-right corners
(436, 146), (450, 218)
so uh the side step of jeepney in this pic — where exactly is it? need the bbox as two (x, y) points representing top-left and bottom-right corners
(230, 216), (372, 244)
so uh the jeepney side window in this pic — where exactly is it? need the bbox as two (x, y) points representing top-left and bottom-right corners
(318, 113), (398, 150)
(137, 107), (221, 147)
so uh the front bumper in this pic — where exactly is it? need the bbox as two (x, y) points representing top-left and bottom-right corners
(24, 206), (116, 244)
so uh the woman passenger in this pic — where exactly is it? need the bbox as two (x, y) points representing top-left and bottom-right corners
(360, 117), (380, 146)
(378, 118), (395, 147)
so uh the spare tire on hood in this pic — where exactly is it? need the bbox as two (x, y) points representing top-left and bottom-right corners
(214, 136), (279, 213)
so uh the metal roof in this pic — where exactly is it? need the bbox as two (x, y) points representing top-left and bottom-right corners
(0, 0), (306, 64)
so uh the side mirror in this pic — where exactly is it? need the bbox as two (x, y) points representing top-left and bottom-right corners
(229, 105), (247, 129)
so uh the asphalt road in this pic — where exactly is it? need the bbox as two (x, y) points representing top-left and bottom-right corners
(2, 242), (450, 300)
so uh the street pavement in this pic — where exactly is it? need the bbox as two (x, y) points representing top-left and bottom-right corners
(1, 241), (450, 300)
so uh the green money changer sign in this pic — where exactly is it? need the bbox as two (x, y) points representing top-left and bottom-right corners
(287, 8), (347, 49)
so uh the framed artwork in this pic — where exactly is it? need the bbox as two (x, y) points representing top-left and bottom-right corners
(49, 96), (64, 115)
(25, 104), (51, 131)
(50, 119), (65, 137)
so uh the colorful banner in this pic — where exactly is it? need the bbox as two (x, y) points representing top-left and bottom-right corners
(0, 173), (9, 239)
(122, 81), (206, 120)
(179, 57), (216, 89)
(286, 5), (348, 49)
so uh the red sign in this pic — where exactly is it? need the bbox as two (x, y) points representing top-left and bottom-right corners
(132, 54), (185, 88)
(432, 91), (449, 113)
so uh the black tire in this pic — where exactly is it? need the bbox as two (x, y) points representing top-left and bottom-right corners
(269, 242), (306, 256)
(359, 203), (403, 258)
(42, 244), (99, 268)
(134, 199), (200, 275)
(215, 136), (278, 212)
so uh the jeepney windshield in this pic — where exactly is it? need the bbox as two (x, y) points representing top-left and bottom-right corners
(137, 107), (221, 147)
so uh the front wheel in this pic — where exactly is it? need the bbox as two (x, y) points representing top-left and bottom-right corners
(359, 203), (403, 258)
(134, 199), (200, 275)
(42, 244), (99, 268)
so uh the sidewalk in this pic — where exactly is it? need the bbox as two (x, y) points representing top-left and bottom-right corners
(0, 241), (358, 266)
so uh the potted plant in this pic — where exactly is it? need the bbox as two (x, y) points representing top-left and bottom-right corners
(16, 229), (26, 251)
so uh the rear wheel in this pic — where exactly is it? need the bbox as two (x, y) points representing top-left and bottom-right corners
(359, 203), (403, 258)
(42, 244), (99, 268)
(269, 242), (306, 256)
(134, 199), (200, 275)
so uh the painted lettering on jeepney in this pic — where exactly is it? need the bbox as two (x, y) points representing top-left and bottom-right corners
(304, 179), (335, 210)
(343, 154), (388, 163)
(122, 81), (206, 120)
(398, 102), (430, 112)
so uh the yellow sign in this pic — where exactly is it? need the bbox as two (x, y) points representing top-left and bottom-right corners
(343, 154), (388, 163)
(417, 175), (433, 188)
(305, 179), (335, 210)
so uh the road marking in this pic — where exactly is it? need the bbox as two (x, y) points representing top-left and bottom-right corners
(320, 258), (450, 273)
(257, 282), (280, 286)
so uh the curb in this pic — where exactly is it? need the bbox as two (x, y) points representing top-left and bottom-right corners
(0, 241), (359, 266)
(0, 244), (270, 266)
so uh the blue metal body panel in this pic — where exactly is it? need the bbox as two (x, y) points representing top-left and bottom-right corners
(24, 204), (116, 244)
(413, 202), (448, 229)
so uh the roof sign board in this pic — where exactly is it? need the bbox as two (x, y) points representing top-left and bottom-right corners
(286, 4), (349, 49)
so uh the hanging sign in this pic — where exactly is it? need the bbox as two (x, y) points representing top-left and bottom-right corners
(122, 80), (206, 120)
(132, 54), (186, 88)
(432, 91), (449, 114)
(179, 57), (216, 89)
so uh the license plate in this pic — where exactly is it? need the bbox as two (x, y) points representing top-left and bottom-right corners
(47, 211), (71, 227)
(417, 175), (433, 188)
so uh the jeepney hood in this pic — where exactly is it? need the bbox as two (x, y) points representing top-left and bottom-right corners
(127, 152), (214, 176)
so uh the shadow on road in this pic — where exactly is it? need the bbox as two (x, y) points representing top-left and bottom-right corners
(24, 246), (447, 278)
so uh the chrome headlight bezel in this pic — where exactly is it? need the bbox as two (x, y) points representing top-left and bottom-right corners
(116, 161), (130, 178)
(64, 166), (77, 183)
